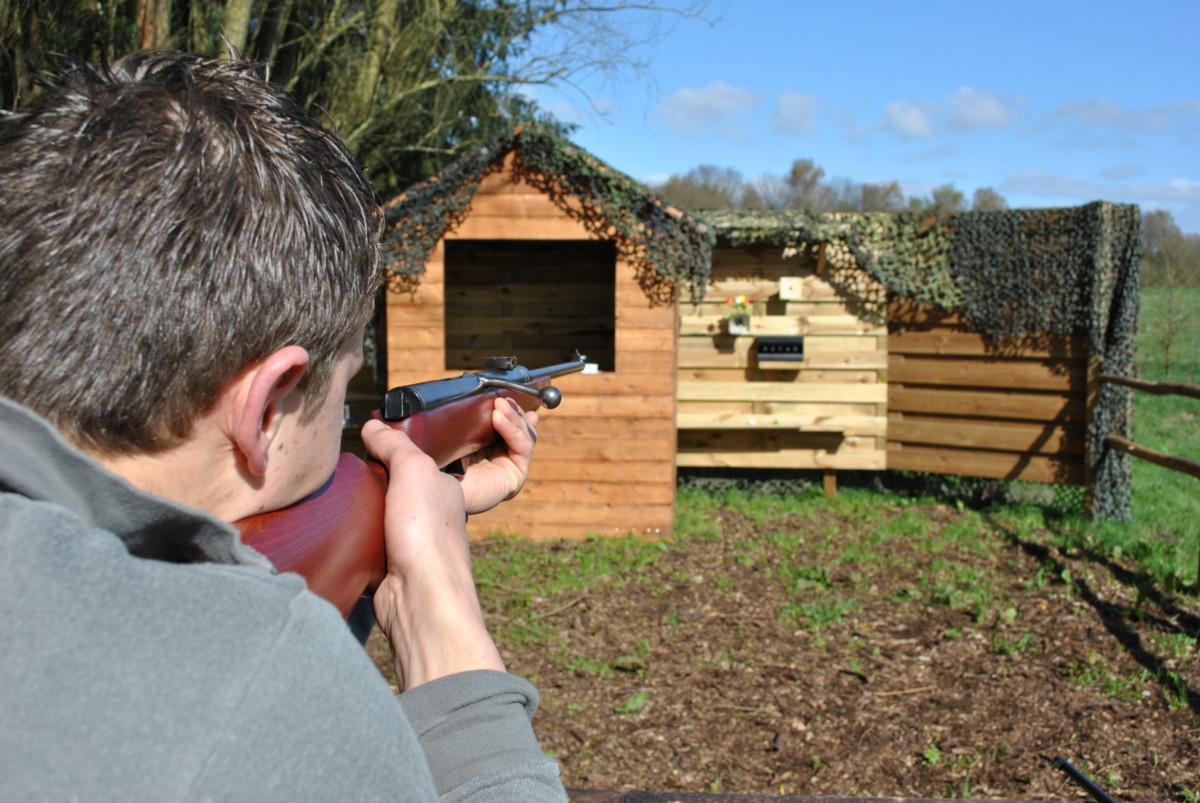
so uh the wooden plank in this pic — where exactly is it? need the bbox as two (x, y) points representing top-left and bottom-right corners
(784, 300), (886, 318)
(526, 459), (674, 484)
(676, 449), (887, 471)
(613, 349), (677, 375)
(554, 371), (677, 396)
(467, 500), (675, 532)
(677, 413), (887, 436)
(762, 401), (882, 417)
(445, 316), (614, 338)
(676, 348), (752, 369)
(758, 369), (880, 384)
(540, 416), (675, 440)
(516, 479), (676, 505)
(470, 519), (672, 541)
(699, 279), (781, 303)
(679, 428), (866, 451)
(889, 418), (1083, 455)
(462, 192), (576, 219)
(451, 290), (613, 319)
(386, 323), (442, 348)
(677, 418), (843, 433)
(544, 395), (674, 419)
(678, 381), (887, 404)
(676, 400), (882, 417)
(615, 328), (681, 351)
(804, 335), (884, 352)
(448, 215), (593, 240)
(889, 354), (1085, 392)
(889, 386), (1084, 422)
(887, 443), (1084, 485)
(792, 350), (888, 369)
(678, 315), (887, 337)
(889, 329), (1086, 359)
(678, 367), (751, 382)
(534, 436), (675, 462)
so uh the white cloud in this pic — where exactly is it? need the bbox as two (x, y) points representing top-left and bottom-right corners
(651, 81), (763, 135)
(881, 100), (934, 139)
(946, 87), (1024, 131)
(1129, 178), (1200, 202)
(769, 91), (820, 134)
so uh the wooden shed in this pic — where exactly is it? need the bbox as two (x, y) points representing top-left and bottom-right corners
(673, 205), (1142, 519)
(380, 127), (713, 540)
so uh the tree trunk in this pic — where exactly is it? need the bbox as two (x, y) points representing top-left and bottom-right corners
(341, 0), (400, 148)
(254, 0), (295, 66)
(223, 0), (254, 59)
(137, 0), (171, 50)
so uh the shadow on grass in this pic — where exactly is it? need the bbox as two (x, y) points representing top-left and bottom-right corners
(985, 510), (1200, 720)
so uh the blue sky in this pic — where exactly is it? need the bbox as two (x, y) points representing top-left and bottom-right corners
(529, 0), (1200, 231)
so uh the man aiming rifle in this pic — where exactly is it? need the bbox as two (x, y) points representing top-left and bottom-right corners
(0, 52), (566, 800)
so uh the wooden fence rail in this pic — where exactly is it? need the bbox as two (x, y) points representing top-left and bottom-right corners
(1098, 373), (1200, 589)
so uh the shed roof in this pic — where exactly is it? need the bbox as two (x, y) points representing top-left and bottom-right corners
(381, 125), (714, 304)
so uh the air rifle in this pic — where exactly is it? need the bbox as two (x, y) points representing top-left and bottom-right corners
(235, 354), (587, 617)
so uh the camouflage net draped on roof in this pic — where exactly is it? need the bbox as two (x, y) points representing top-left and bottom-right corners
(381, 126), (714, 305)
(702, 203), (1142, 521)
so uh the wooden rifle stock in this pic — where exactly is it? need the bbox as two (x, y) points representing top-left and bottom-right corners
(236, 355), (586, 617)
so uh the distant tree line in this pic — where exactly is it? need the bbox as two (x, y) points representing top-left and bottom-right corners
(1141, 209), (1200, 288)
(0, 0), (706, 198)
(649, 158), (1009, 215)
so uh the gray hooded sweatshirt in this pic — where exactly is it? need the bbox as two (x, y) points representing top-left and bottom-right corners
(0, 396), (565, 802)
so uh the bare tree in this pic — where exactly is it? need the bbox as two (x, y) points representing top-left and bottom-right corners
(971, 187), (1008, 211)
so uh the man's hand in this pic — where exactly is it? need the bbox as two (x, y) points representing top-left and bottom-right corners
(360, 419), (505, 691)
(457, 397), (540, 515)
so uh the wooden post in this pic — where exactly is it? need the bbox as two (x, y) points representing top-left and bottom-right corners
(823, 469), (837, 499)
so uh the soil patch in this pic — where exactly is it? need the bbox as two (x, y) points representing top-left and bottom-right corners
(368, 501), (1199, 801)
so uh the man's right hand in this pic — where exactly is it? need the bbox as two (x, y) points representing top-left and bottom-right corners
(360, 420), (505, 691)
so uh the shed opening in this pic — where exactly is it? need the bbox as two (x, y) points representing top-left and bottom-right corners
(443, 239), (616, 372)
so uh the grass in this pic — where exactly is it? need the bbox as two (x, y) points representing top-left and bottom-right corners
(1089, 287), (1200, 589)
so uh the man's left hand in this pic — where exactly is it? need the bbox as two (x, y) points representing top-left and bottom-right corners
(457, 397), (539, 515)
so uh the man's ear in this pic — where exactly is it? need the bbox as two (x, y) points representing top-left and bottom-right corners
(230, 346), (310, 477)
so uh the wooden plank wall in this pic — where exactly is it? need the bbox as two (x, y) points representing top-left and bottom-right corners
(887, 299), (1089, 484)
(385, 155), (678, 540)
(676, 243), (889, 469)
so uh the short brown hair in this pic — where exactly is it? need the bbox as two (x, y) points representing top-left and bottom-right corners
(0, 52), (382, 454)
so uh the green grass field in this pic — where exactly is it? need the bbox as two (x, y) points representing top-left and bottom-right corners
(1107, 287), (1200, 588)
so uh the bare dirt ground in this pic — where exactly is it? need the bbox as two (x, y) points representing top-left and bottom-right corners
(367, 500), (1200, 801)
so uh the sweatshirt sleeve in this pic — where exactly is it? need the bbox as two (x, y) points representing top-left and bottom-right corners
(398, 670), (566, 802)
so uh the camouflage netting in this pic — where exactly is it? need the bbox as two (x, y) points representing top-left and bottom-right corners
(702, 203), (1142, 521)
(381, 126), (714, 305)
